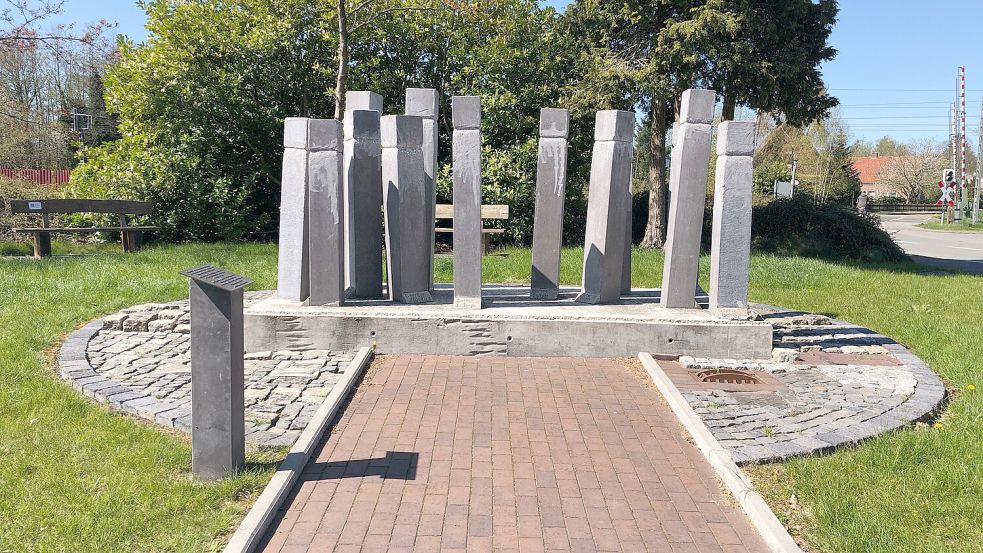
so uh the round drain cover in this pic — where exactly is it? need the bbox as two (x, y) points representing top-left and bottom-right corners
(695, 369), (762, 385)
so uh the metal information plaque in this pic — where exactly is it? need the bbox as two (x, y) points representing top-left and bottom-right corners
(180, 264), (253, 291)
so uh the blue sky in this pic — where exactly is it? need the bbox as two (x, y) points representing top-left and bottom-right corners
(62, 0), (983, 145)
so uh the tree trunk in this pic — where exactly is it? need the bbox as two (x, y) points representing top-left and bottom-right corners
(334, 0), (350, 119)
(640, 101), (670, 248)
(721, 91), (736, 121)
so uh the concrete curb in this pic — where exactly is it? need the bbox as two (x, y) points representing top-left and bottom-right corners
(638, 352), (804, 553)
(223, 346), (374, 553)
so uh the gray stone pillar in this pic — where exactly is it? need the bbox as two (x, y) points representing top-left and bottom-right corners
(180, 265), (251, 481)
(344, 91), (384, 298)
(382, 115), (433, 304)
(451, 96), (483, 309)
(661, 89), (715, 309)
(308, 119), (345, 307)
(343, 108), (384, 299)
(530, 108), (569, 300)
(623, 167), (632, 295)
(406, 88), (439, 291)
(576, 110), (635, 305)
(277, 117), (310, 301)
(709, 121), (755, 311)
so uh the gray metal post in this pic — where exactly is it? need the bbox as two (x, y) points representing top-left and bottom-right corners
(406, 88), (439, 291)
(709, 121), (755, 312)
(382, 115), (433, 304)
(576, 110), (635, 305)
(530, 108), (569, 300)
(344, 91), (384, 298)
(277, 118), (311, 301)
(308, 119), (345, 306)
(181, 265), (251, 481)
(975, 103), (982, 225)
(452, 96), (483, 308)
(661, 89), (715, 309)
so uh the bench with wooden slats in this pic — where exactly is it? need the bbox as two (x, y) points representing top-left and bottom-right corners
(9, 199), (158, 257)
(434, 203), (509, 252)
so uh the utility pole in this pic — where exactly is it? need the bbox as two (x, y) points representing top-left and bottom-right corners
(975, 101), (982, 225)
(959, 66), (967, 219)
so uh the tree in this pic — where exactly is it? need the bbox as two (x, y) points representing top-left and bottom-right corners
(564, 0), (839, 248)
(878, 140), (947, 203)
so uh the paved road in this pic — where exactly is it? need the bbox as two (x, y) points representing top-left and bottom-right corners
(880, 212), (983, 274)
(259, 356), (768, 553)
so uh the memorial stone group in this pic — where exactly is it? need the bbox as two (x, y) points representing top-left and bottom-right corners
(275, 87), (756, 312)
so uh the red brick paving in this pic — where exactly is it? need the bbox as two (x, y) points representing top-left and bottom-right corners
(258, 356), (768, 552)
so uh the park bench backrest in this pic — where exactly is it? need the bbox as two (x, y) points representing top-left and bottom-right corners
(435, 204), (509, 220)
(9, 199), (153, 215)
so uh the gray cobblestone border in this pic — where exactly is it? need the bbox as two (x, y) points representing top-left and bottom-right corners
(58, 319), (282, 446)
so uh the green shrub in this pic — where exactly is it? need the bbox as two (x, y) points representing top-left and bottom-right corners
(749, 193), (907, 262)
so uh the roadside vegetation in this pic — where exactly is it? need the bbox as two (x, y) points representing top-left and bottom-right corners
(917, 218), (983, 232)
(1, 244), (980, 552)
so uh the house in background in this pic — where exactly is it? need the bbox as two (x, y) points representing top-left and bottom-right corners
(851, 153), (902, 197)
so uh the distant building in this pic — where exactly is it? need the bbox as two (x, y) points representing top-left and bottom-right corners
(851, 154), (902, 197)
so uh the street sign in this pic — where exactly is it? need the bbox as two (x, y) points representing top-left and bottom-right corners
(937, 181), (956, 206)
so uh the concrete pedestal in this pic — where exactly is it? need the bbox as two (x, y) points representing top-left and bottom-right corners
(530, 108), (569, 300)
(661, 89), (715, 309)
(452, 96), (483, 309)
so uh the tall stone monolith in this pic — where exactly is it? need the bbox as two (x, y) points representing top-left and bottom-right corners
(452, 96), (483, 309)
(308, 119), (345, 307)
(709, 121), (755, 312)
(576, 110), (635, 305)
(277, 117), (311, 301)
(406, 88), (439, 291)
(661, 88), (715, 309)
(382, 115), (433, 304)
(530, 108), (569, 300)
(343, 91), (383, 298)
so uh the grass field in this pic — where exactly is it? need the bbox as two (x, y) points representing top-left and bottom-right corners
(917, 219), (983, 232)
(1, 244), (980, 552)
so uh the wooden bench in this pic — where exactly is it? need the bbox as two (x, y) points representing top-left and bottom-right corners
(10, 199), (158, 257)
(434, 204), (509, 252)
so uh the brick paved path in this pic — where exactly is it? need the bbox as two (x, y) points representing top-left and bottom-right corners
(259, 356), (768, 552)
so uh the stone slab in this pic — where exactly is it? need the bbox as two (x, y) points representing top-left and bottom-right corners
(244, 285), (773, 358)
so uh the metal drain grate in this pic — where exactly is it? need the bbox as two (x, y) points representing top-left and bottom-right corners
(694, 369), (762, 385)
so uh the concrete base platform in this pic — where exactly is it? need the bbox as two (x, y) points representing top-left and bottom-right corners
(245, 285), (773, 358)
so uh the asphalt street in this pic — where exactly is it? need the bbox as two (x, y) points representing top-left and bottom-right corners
(880, 212), (983, 274)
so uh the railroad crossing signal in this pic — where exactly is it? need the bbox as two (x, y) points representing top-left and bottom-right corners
(943, 169), (956, 186)
(937, 180), (956, 206)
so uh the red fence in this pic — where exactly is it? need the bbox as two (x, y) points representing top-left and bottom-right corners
(0, 168), (72, 186)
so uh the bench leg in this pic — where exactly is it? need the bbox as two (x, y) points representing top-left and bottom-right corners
(130, 232), (143, 252)
(482, 233), (492, 255)
(33, 232), (52, 258)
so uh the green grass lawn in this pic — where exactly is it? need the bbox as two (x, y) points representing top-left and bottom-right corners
(917, 218), (983, 232)
(1, 244), (981, 552)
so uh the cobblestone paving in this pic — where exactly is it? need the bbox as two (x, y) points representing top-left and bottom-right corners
(676, 308), (946, 464)
(60, 292), (356, 448)
(259, 356), (768, 553)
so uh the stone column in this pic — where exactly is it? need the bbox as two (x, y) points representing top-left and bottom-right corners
(406, 88), (439, 291)
(344, 91), (383, 298)
(451, 96), (483, 308)
(530, 108), (569, 300)
(308, 119), (345, 307)
(382, 115), (433, 304)
(277, 117), (310, 301)
(660, 89), (715, 309)
(343, 108), (384, 299)
(180, 265), (251, 481)
(709, 121), (755, 311)
(576, 110), (635, 305)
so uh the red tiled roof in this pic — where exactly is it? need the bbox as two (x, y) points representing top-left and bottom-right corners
(851, 156), (895, 185)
